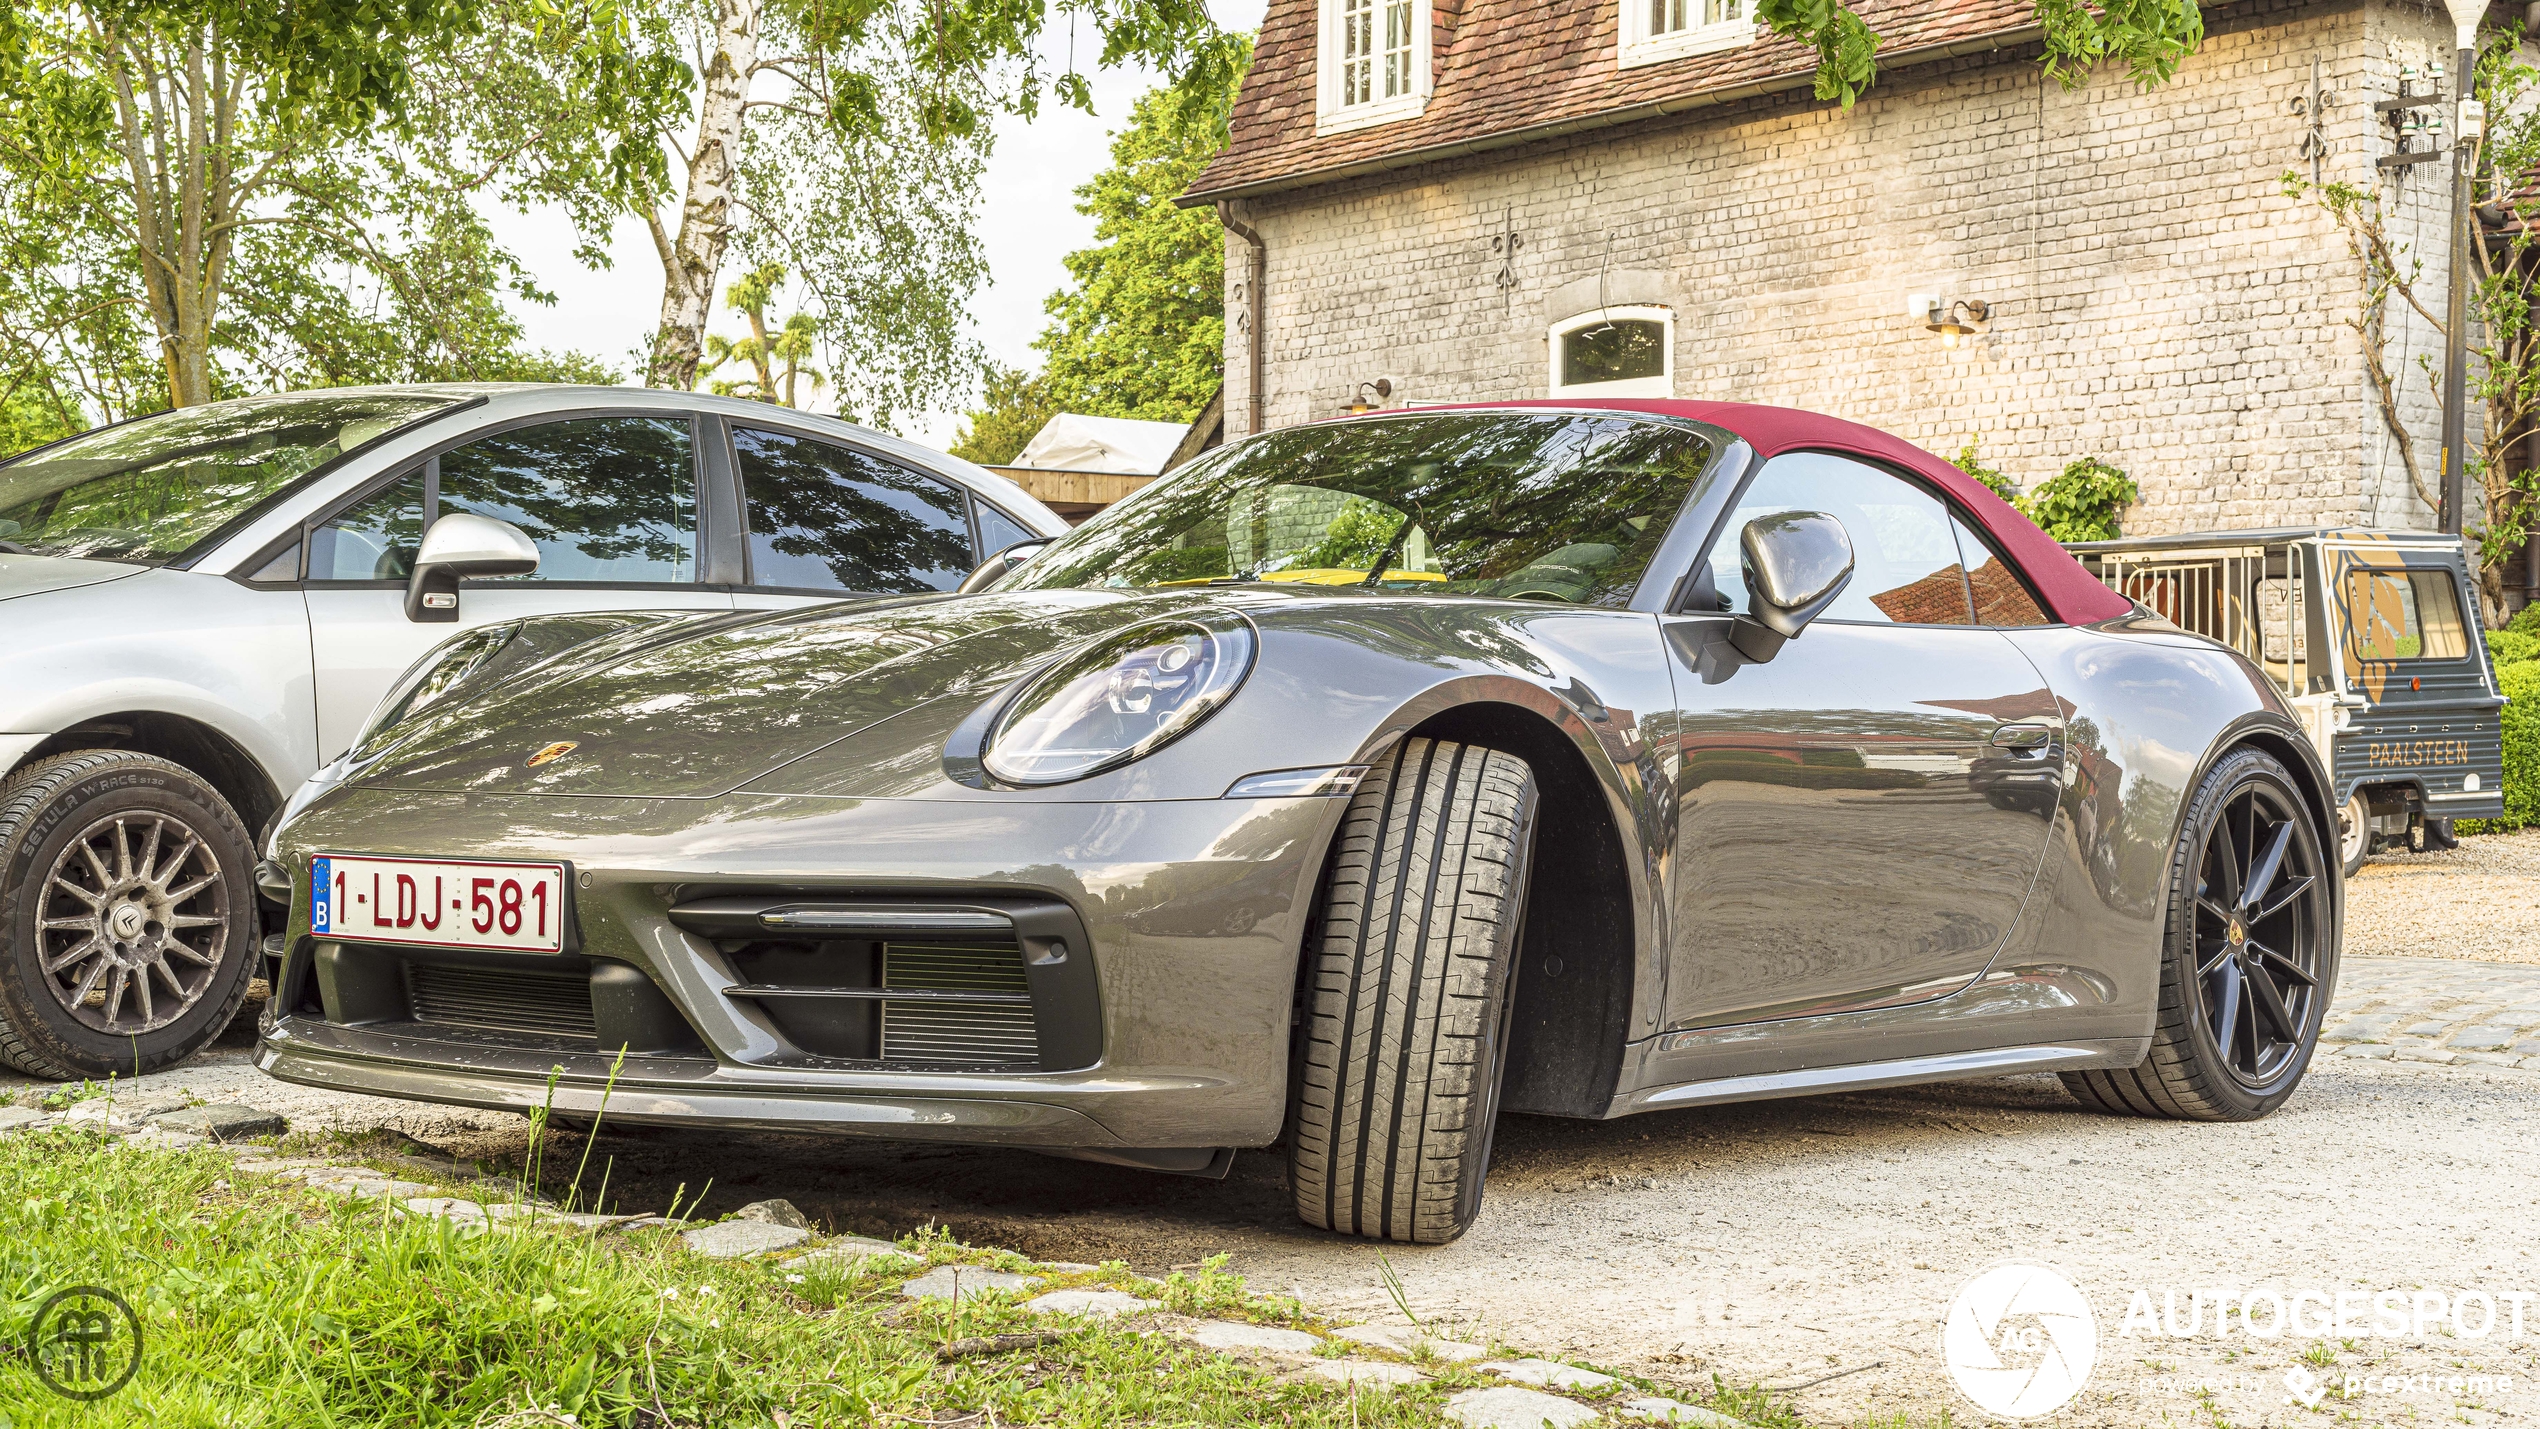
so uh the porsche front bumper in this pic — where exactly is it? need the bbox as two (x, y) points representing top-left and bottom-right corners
(258, 787), (1348, 1153)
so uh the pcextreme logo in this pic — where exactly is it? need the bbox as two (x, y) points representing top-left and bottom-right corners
(1942, 1264), (2099, 1419)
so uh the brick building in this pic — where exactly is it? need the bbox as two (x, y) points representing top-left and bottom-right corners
(1183, 0), (2505, 565)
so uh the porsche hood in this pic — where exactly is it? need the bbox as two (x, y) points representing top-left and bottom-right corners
(344, 590), (1235, 798)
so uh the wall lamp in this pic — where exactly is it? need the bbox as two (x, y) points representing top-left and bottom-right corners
(1345, 378), (1393, 415)
(1908, 294), (1990, 348)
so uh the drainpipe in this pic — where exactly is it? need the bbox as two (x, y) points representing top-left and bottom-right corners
(1216, 201), (1267, 435)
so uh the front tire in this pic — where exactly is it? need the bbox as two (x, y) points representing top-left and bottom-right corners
(0, 752), (259, 1079)
(1289, 738), (1537, 1244)
(2063, 747), (2334, 1121)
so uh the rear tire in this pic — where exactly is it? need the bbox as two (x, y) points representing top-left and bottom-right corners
(1288, 738), (1537, 1244)
(2062, 747), (2334, 1121)
(0, 751), (259, 1079)
(2338, 793), (2368, 878)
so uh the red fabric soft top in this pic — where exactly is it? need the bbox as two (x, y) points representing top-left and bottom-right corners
(1403, 398), (2132, 626)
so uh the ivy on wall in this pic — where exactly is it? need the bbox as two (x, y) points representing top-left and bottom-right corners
(1758, 0), (2207, 107)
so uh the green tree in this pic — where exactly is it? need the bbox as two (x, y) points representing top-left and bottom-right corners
(0, 0), (661, 415)
(0, 382), (84, 459)
(1031, 40), (1250, 424)
(701, 262), (826, 407)
(638, 0), (1247, 416)
(949, 362), (1058, 466)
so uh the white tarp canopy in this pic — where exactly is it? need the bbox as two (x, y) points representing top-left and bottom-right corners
(1010, 413), (1189, 475)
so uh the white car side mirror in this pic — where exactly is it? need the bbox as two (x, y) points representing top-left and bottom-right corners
(406, 512), (539, 623)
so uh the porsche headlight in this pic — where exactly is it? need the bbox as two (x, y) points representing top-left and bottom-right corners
(981, 616), (1256, 786)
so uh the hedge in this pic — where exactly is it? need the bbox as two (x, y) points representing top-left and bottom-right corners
(2461, 658), (2540, 833)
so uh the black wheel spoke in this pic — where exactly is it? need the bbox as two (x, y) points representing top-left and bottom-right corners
(2196, 895), (2236, 926)
(2246, 960), (2300, 1043)
(2196, 939), (2235, 977)
(2208, 959), (2245, 1067)
(2252, 875), (2314, 926)
(2210, 802), (2244, 905)
(2251, 940), (2318, 988)
(2240, 820), (2294, 912)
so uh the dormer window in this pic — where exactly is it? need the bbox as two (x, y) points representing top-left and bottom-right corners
(1620, 0), (1756, 69)
(1319, 0), (1431, 134)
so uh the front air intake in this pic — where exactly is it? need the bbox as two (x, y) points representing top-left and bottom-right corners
(879, 943), (1040, 1066)
(407, 963), (598, 1041)
(667, 893), (1104, 1071)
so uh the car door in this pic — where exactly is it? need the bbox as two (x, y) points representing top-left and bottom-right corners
(725, 423), (1030, 611)
(1657, 451), (2065, 1031)
(300, 412), (732, 759)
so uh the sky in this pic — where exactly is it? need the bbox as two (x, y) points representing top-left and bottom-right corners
(485, 0), (1268, 452)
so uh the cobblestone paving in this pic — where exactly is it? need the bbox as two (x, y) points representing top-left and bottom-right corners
(2323, 955), (2540, 1069)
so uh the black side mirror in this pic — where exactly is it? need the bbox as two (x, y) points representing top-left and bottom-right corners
(1730, 511), (1855, 662)
(957, 538), (1053, 595)
(404, 512), (540, 622)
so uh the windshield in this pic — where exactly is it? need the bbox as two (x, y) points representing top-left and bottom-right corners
(0, 391), (461, 563)
(999, 412), (1717, 608)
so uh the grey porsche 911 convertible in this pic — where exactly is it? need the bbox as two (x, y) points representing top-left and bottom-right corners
(260, 400), (2339, 1244)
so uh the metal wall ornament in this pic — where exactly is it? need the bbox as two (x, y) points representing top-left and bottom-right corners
(2290, 57), (2335, 185)
(1490, 204), (1525, 308)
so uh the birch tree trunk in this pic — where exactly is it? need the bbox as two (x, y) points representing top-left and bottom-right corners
(98, 22), (239, 409)
(645, 0), (758, 390)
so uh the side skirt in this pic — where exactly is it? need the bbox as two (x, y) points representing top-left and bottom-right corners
(1619, 1038), (2149, 1114)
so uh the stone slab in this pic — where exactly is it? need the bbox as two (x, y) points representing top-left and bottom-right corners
(683, 1219), (811, 1259)
(1023, 1289), (1161, 1318)
(1481, 1358), (1620, 1391)
(1189, 1322), (1324, 1356)
(0, 1106), (45, 1132)
(149, 1103), (287, 1140)
(1445, 1386), (1600, 1429)
(1621, 1397), (1748, 1426)
(1425, 1339), (1492, 1363)
(733, 1198), (809, 1229)
(787, 1235), (912, 1268)
(1332, 1323), (1412, 1353)
(899, 1266), (1044, 1301)
(1303, 1358), (1427, 1390)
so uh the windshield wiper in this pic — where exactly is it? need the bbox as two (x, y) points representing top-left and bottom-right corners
(0, 540), (31, 555)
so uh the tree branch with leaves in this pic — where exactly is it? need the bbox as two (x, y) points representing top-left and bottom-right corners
(2286, 30), (2540, 624)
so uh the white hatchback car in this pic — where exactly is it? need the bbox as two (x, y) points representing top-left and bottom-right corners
(0, 384), (1064, 1078)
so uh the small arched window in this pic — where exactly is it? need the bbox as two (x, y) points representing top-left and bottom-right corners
(1548, 306), (1674, 399)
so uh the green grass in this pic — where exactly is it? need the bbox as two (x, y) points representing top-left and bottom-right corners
(0, 1125), (1950, 1428)
(0, 1128), (1445, 1428)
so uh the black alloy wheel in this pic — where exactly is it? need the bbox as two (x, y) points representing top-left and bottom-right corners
(2063, 746), (2335, 1121)
(2190, 777), (2327, 1089)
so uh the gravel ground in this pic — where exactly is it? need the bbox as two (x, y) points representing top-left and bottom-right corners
(7, 840), (2537, 1426)
(2346, 826), (2540, 962)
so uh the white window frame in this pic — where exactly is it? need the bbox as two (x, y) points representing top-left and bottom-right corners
(1618, 0), (1758, 70)
(1317, 0), (1432, 135)
(1548, 306), (1676, 399)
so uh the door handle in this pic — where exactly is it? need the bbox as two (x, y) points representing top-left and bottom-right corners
(1990, 723), (2058, 754)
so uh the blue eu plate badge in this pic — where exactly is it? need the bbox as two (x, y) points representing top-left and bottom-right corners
(310, 856), (334, 934)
